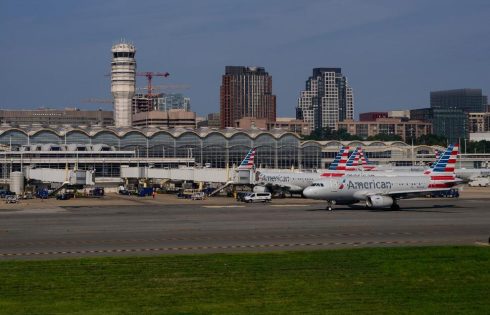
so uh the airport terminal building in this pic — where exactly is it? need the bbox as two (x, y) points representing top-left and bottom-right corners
(0, 125), (450, 182)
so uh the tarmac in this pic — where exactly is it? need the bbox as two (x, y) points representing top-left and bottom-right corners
(0, 186), (489, 260)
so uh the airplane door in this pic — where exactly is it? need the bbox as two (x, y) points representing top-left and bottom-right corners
(330, 179), (338, 192)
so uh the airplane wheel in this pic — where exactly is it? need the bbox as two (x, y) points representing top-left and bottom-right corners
(391, 203), (400, 210)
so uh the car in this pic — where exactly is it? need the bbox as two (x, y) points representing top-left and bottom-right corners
(191, 192), (206, 200)
(243, 192), (272, 203)
(5, 195), (18, 204)
(236, 192), (252, 202)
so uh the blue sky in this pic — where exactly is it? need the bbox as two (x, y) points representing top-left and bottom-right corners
(1, 0), (489, 117)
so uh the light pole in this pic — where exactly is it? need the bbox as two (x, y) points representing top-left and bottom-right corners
(409, 127), (415, 165)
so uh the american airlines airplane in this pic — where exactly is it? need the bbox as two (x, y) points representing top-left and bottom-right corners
(358, 146), (490, 181)
(253, 146), (354, 194)
(303, 144), (461, 210)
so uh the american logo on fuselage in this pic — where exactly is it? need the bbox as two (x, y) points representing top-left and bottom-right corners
(259, 174), (291, 183)
(344, 180), (393, 190)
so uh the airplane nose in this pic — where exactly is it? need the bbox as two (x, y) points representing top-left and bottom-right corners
(303, 186), (316, 198)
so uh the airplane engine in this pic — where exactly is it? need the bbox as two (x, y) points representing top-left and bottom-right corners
(253, 185), (270, 193)
(366, 195), (393, 208)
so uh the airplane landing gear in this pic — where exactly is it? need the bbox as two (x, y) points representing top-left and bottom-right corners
(391, 200), (400, 210)
(326, 200), (336, 211)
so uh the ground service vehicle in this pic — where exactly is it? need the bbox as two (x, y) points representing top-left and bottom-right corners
(468, 177), (489, 187)
(90, 187), (105, 197)
(5, 195), (18, 203)
(243, 192), (272, 203)
(138, 188), (153, 197)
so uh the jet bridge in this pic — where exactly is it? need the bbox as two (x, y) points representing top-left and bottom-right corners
(25, 167), (95, 185)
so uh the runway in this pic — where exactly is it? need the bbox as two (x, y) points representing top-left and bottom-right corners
(1, 198), (489, 260)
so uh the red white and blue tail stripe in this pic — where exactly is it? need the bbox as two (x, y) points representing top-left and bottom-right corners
(346, 147), (361, 169)
(428, 144), (458, 173)
(321, 146), (351, 177)
(238, 147), (256, 170)
(425, 144), (460, 188)
(327, 146), (350, 171)
(358, 147), (376, 171)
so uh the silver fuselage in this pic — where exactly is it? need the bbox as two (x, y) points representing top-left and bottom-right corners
(255, 171), (321, 192)
(303, 174), (432, 202)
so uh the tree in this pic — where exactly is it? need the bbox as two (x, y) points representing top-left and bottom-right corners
(414, 134), (447, 146)
(366, 133), (403, 142)
(303, 127), (362, 141)
(466, 140), (490, 153)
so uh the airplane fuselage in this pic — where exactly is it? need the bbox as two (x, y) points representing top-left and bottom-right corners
(303, 174), (433, 203)
(255, 171), (321, 192)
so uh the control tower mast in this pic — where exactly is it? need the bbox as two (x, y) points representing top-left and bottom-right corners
(111, 42), (136, 127)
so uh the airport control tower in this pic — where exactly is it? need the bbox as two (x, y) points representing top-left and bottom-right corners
(111, 42), (136, 127)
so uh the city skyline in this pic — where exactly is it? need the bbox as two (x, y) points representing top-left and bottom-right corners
(1, 0), (489, 117)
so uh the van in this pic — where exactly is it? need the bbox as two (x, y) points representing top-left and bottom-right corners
(243, 192), (272, 203)
(468, 177), (489, 187)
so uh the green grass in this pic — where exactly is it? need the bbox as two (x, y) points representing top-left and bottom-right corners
(0, 246), (489, 314)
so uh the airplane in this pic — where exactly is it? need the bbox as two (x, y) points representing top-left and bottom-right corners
(253, 145), (445, 193)
(303, 144), (461, 211)
(359, 146), (490, 181)
(253, 146), (354, 194)
(355, 147), (427, 172)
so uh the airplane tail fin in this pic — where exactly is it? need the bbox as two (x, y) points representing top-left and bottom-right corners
(346, 147), (361, 168)
(428, 144), (458, 173)
(328, 146), (350, 170)
(426, 144), (459, 188)
(358, 147), (370, 165)
(238, 147), (257, 170)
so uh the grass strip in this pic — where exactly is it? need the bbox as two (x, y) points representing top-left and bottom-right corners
(0, 246), (489, 314)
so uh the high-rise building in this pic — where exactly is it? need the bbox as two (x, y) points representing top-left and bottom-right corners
(410, 108), (433, 122)
(132, 93), (150, 114)
(111, 42), (136, 127)
(296, 68), (354, 131)
(132, 93), (191, 114)
(431, 89), (486, 113)
(430, 89), (487, 142)
(220, 66), (276, 128)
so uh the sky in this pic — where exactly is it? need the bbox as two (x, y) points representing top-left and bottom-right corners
(0, 0), (489, 117)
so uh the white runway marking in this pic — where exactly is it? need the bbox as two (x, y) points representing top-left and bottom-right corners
(270, 204), (308, 207)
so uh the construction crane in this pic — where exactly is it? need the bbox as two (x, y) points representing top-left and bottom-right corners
(136, 72), (170, 99)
